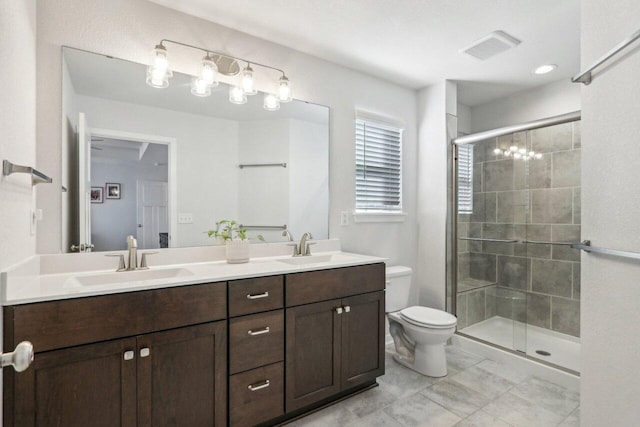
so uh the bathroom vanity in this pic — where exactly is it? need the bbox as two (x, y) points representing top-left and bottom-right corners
(1, 249), (385, 426)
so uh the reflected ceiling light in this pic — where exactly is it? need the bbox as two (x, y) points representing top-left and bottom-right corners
(277, 75), (292, 102)
(191, 77), (212, 97)
(229, 85), (247, 104)
(264, 93), (280, 111)
(494, 145), (542, 161)
(146, 39), (292, 111)
(533, 64), (557, 75)
(241, 64), (257, 95)
(146, 44), (172, 88)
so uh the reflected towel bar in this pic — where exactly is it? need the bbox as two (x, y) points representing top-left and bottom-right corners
(458, 237), (519, 243)
(240, 224), (287, 230)
(3, 160), (53, 185)
(573, 27), (640, 85)
(571, 240), (640, 261)
(238, 163), (287, 169)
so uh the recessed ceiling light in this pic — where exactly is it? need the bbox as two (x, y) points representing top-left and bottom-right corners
(533, 64), (557, 75)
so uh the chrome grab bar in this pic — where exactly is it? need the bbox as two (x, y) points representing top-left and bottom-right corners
(572, 240), (640, 261)
(458, 237), (519, 243)
(573, 28), (640, 85)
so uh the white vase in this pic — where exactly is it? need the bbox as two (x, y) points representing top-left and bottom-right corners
(225, 239), (250, 264)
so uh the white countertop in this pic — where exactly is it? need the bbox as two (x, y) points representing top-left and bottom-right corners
(1, 241), (386, 305)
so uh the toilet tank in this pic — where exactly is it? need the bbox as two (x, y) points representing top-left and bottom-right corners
(385, 265), (413, 312)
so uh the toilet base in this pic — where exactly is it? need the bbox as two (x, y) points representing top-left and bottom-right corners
(391, 343), (448, 378)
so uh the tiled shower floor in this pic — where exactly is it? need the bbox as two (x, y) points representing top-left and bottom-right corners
(287, 344), (580, 426)
(460, 316), (581, 373)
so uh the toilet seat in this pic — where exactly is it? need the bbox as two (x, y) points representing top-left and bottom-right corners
(399, 306), (457, 329)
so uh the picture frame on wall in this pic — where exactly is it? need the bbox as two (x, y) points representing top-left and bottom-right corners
(106, 183), (121, 199)
(90, 187), (103, 203)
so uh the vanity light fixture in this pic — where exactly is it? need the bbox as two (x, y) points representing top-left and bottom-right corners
(229, 85), (247, 104)
(146, 44), (172, 88)
(146, 39), (292, 110)
(263, 93), (280, 111)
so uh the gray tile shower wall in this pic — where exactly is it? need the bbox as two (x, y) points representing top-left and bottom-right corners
(457, 122), (581, 337)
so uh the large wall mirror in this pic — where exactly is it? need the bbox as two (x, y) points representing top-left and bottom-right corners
(62, 47), (329, 252)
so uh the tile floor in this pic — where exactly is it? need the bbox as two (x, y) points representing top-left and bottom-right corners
(287, 345), (580, 427)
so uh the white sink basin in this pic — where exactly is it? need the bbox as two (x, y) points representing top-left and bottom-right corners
(72, 268), (194, 286)
(277, 254), (350, 265)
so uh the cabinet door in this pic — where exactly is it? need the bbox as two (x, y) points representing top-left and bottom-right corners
(341, 291), (385, 390)
(285, 299), (341, 412)
(137, 321), (227, 427)
(9, 337), (137, 427)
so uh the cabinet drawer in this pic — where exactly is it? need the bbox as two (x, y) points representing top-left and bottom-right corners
(229, 276), (283, 317)
(4, 282), (227, 352)
(229, 310), (284, 374)
(286, 263), (385, 307)
(230, 362), (284, 427)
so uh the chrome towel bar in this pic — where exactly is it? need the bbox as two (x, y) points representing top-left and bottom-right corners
(238, 162), (287, 169)
(240, 224), (287, 230)
(573, 27), (640, 85)
(571, 240), (640, 261)
(3, 160), (53, 185)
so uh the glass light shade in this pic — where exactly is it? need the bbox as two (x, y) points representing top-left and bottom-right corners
(503, 151), (511, 157)
(277, 75), (292, 102)
(529, 151), (535, 157)
(493, 148), (502, 155)
(229, 85), (247, 104)
(263, 93), (280, 111)
(191, 77), (211, 97)
(199, 55), (219, 86)
(146, 44), (172, 88)
(241, 65), (257, 95)
(535, 153), (543, 159)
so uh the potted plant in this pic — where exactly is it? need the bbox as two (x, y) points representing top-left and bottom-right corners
(207, 220), (251, 263)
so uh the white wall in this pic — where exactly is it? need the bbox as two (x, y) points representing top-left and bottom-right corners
(580, 0), (640, 424)
(0, 0), (37, 272)
(91, 159), (168, 251)
(469, 79), (581, 132)
(74, 94), (239, 248)
(238, 119), (289, 240)
(457, 103), (471, 135)
(417, 81), (454, 309)
(289, 119), (329, 241)
(36, 0), (419, 271)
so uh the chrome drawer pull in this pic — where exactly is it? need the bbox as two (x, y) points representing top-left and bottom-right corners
(248, 379), (270, 392)
(344, 306), (351, 313)
(247, 292), (269, 300)
(335, 307), (343, 314)
(123, 351), (134, 361)
(248, 327), (270, 336)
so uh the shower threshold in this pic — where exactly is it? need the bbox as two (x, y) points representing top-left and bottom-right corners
(459, 316), (581, 373)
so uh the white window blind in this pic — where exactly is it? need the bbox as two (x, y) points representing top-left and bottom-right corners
(457, 144), (473, 214)
(355, 118), (402, 211)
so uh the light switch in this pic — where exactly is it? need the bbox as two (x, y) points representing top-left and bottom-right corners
(340, 211), (349, 226)
(178, 213), (193, 224)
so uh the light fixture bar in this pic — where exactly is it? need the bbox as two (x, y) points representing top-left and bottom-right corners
(158, 39), (287, 78)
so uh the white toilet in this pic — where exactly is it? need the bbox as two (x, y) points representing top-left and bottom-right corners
(386, 266), (457, 377)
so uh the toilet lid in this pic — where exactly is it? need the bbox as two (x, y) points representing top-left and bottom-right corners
(400, 306), (457, 328)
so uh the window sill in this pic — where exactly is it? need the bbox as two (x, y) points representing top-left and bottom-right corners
(353, 211), (407, 223)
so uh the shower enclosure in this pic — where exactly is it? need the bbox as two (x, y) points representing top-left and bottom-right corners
(452, 113), (582, 374)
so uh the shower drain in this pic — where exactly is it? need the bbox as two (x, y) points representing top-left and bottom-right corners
(536, 350), (551, 356)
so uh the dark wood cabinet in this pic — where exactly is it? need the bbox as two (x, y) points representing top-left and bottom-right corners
(11, 337), (137, 427)
(285, 290), (385, 413)
(3, 282), (228, 427)
(8, 322), (227, 427)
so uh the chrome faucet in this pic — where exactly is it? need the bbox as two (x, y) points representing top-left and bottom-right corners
(282, 229), (294, 242)
(126, 235), (138, 271)
(298, 232), (313, 256)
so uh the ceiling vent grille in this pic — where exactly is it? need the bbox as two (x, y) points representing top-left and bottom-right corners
(461, 31), (521, 60)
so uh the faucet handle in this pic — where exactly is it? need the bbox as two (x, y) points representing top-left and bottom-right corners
(305, 242), (316, 255)
(106, 254), (126, 272)
(286, 242), (300, 256)
(139, 251), (159, 269)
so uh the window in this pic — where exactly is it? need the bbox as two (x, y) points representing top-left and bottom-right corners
(355, 118), (402, 212)
(457, 144), (473, 214)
